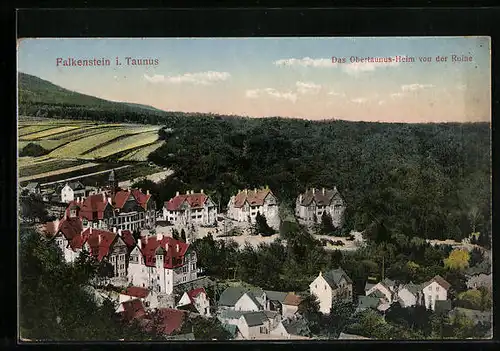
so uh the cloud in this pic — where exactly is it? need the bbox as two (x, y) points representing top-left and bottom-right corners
(401, 83), (435, 92)
(144, 71), (230, 85)
(296, 81), (322, 95)
(351, 97), (368, 104)
(274, 57), (335, 68)
(328, 90), (346, 97)
(342, 58), (401, 75)
(245, 88), (297, 103)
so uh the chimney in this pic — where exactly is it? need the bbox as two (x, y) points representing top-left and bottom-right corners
(107, 197), (112, 205)
(254, 188), (257, 192)
(200, 189), (204, 194)
(176, 191), (179, 196)
(334, 186), (338, 192)
(186, 190), (189, 195)
(191, 190), (194, 195)
(176, 244), (179, 252)
(157, 232), (163, 241)
(90, 227), (92, 234)
(244, 189), (248, 195)
(102, 193), (105, 202)
(112, 227), (116, 233)
(145, 235), (149, 244)
(146, 189), (150, 195)
(118, 229), (122, 236)
(299, 194), (303, 203)
(322, 188), (325, 195)
(137, 238), (142, 249)
(312, 188), (316, 195)
(98, 234), (101, 244)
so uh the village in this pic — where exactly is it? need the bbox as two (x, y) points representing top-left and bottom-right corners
(18, 167), (493, 341)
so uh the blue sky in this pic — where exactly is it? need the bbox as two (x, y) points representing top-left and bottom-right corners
(18, 37), (491, 122)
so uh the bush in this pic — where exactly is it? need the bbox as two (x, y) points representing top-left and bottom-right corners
(19, 142), (50, 157)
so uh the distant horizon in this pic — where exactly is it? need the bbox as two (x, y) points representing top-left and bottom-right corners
(17, 37), (491, 123)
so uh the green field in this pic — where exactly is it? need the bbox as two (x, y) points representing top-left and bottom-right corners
(18, 117), (165, 184)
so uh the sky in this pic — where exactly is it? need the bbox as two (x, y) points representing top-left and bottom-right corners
(17, 37), (491, 123)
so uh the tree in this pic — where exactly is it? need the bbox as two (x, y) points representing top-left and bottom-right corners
(468, 247), (484, 267)
(298, 294), (321, 334)
(178, 315), (232, 340)
(322, 299), (355, 337)
(467, 206), (483, 234)
(254, 212), (275, 236)
(443, 249), (470, 271)
(320, 212), (336, 236)
(19, 142), (49, 157)
(20, 194), (49, 223)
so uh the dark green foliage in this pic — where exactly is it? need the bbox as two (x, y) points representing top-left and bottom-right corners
(177, 315), (232, 340)
(19, 228), (158, 341)
(19, 194), (49, 223)
(469, 247), (484, 267)
(19, 142), (49, 157)
(320, 212), (336, 235)
(180, 229), (187, 242)
(254, 212), (275, 236)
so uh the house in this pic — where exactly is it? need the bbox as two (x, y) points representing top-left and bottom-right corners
(421, 275), (451, 311)
(261, 290), (288, 314)
(116, 298), (147, 322)
(61, 181), (86, 203)
(281, 293), (303, 319)
(310, 268), (353, 314)
(365, 278), (397, 303)
(338, 332), (371, 340)
(149, 308), (188, 336)
(118, 286), (158, 309)
(237, 311), (273, 340)
(25, 182), (41, 195)
(176, 287), (211, 316)
(163, 190), (218, 226)
(226, 187), (280, 230)
(217, 286), (264, 311)
(83, 227), (129, 278)
(217, 309), (246, 327)
(270, 317), (311, 339)
(355, 295), (385, 314)
(65, 188), (156, 231)
(127, 233), (198, 295)
(396, 282), (422, 308)
(295, 187), (345, 228)
(49, 217), (86, 263)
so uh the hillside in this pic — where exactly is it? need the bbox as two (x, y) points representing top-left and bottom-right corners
(18, 72), (165, 116)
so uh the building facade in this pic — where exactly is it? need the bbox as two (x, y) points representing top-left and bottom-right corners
(226, 187), (280, 230)
(295, 187), (346, 228)
(163, 190), (217, 226)
(421, 275), (450, 311)
(310, 268), (353, 314)
(127, 234), (198, 295)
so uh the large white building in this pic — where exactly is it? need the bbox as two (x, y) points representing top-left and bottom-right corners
(127, 233), (198, 295)
(421, 275), (450, 311)
(162, 190), (217, 226)
(226, 187), (280, 230)
(295, 187), (346, 228)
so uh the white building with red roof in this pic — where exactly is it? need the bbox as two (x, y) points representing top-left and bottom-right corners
(162, 190), (217, 227)
(127, 233), (198, 295)
(226, 187), (280, 230)
(176, 287), (211, 316)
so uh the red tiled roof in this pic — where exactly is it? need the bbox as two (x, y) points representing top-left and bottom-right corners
(45, 221), (59, 236)
(131, 189), (151, 209)
(113, 190), (132, 209)
(69, 231), (89, 250)
(77, 193), (110, 220)
(120, 299), (146, 321)
(232, 188), (273, 208)
(153, 308), (187, 335)
(165, 193), (208, 211)
(122, 286), (149, 299)
(84, 228), (118, 261)
(186, 288), (206, 304)
(283, 293), (303, 306)
(58, 217), (84, 241)
(298, 187), (342, 207)
(140, 236), (190, 269)
(120, 230), (136, 249)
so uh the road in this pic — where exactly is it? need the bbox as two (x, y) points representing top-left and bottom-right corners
(118, 169), (174, 188)
(40, 165), (132, 187)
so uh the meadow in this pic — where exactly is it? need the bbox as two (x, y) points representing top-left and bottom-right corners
(18, 117), (165, 185)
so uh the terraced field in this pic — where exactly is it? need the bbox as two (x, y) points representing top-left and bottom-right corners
(18, 117), (166, 185)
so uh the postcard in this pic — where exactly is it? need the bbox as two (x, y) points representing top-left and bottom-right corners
(17, 37), (492, 341)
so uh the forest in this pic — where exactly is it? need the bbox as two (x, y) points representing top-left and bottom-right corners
(147, 116), (491, 243)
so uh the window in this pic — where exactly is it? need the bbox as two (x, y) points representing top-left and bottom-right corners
(315, 284), (317, 289)
(436, 286), (440, 292)
(324, 285), (326, 290)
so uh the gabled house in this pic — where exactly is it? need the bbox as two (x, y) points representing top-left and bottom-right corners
(163, 190), (217, 226)
(217, 287), (264, 311)
(396, 282), (422, 308)
(48, 216), (85, 263)
(226, 187), (280, 230)
(261, 290), (288, 314)
(270, 317), (311, 340)
(295, 187), (345, 227)
(365, 278), (396, 304)
(237, 311), (273, 340)
(281, 293), (303, 319)
(119, 286), (157, 309)
(126, 233), (198, 295)
(149, 308), (188, 336)
(310, 268), (353, 314)
(421, 275), (451, 311)
(83, 227), (128, 278)
(116, 298), (146, 322)
(355, 295), (385, 314)
(61, 181), (87, 203)
(25, 182), (41, 195)
(177, 287), (211, 316)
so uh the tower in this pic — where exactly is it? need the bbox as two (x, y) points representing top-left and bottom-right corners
(108, 169), (116, 196)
